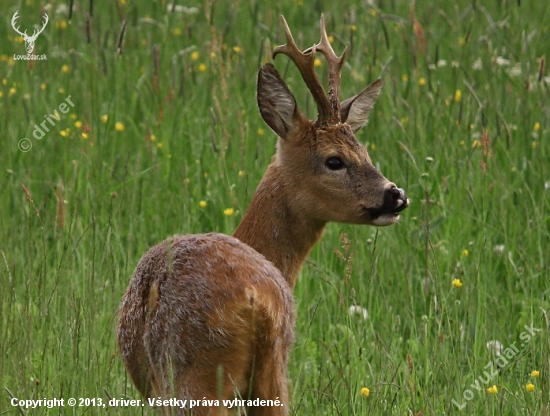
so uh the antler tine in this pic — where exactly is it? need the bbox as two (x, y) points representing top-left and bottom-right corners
(305, 14), (347, 123)
(30, 13), (49, 40)
(273, 15), (332, 125)
(11, 10), (26, 37)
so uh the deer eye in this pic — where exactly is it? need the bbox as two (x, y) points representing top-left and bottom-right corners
(325, 156), (345, 170)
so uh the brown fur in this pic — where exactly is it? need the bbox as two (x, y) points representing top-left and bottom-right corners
(118, 234), (294, 415)
(117, 16), (408, 416)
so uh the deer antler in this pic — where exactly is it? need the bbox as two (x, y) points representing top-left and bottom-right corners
(11, 11), (27, 37)
(305, 15), (347, 125)
(272, 15), (346, 127)
(272, 15), (332, 126)
(28, 13), (49, 41)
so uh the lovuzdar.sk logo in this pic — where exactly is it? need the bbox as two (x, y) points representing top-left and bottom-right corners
(11, 10), (49, 61)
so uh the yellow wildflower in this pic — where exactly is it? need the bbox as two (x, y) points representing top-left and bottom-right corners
(238, 170), (245, 177)
(462, 249), (469, 256)
(198, 63), (207, 72)
(401, 74), (409, 82)
(533, 122), (541, 131)
(487, 385), (498, 394)
(472, 140), (481, 148)
(9, 88), (16, 96)
(157, 143), (163, 149)
(81, 132), (88, 139)
(233, 46), (241, 53)
(61, 65), (70, 74)
(74, 121), (82, 128)
(360, 387), (370, 397)
(115, 122), (125, 132)
(56, 20), (68, 30)
(454, 89), (462, 102)
(100, 115), (109, 124)
(40, 83), (47, 91)
(452, 279), (463, 288)
(314, 58), (322, 67)
(150, 134), (157, 141)
(531, 370), (540, 378)
(224, 208), (235, 216)
(257, 128), (265, 136)
(199, 201), (207, 208)
(190, 51), (199, 61)
(526, 383), (535, 392)
(418, 77), (426, 86)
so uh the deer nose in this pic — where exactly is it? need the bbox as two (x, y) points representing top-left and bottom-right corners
(385, 184), (408, 210)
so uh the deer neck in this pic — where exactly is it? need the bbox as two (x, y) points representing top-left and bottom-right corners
(233, 163), (325, 288)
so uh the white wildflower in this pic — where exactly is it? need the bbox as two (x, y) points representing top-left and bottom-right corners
(349, 305), (368, 320)
(167, 5), (199, 14)
(507, 64), (522, 77)
(472, 58), (482, 70)
(486, 340), (503, 356)
(55, 4), (69, 15)
(495, 57), (510, 66)
(493, 245), (505, 254)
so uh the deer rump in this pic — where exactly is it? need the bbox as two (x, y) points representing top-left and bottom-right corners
(117, 233), (295, 407)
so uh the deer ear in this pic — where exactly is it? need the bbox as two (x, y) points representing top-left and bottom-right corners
(340, 79), (382, 133)
(257, 63), (303, 140)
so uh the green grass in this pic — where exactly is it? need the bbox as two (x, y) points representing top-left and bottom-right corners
(1, 0), (549, 414)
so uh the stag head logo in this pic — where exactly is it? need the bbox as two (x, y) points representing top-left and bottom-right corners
(11, 11), (49, 54)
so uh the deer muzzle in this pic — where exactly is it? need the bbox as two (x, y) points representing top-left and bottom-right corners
(367, 183), (409, 226)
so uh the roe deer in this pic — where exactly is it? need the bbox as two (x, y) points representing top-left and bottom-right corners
(117, 15), (408, 415)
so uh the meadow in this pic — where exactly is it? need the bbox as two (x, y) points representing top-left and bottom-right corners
(1, 0), (549, 414)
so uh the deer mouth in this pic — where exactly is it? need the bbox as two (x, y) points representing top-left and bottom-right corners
(365, 188), (409, 226)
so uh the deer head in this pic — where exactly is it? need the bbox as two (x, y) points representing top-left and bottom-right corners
(257, 15), (408, 227)
(12, 11), (49, 54)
